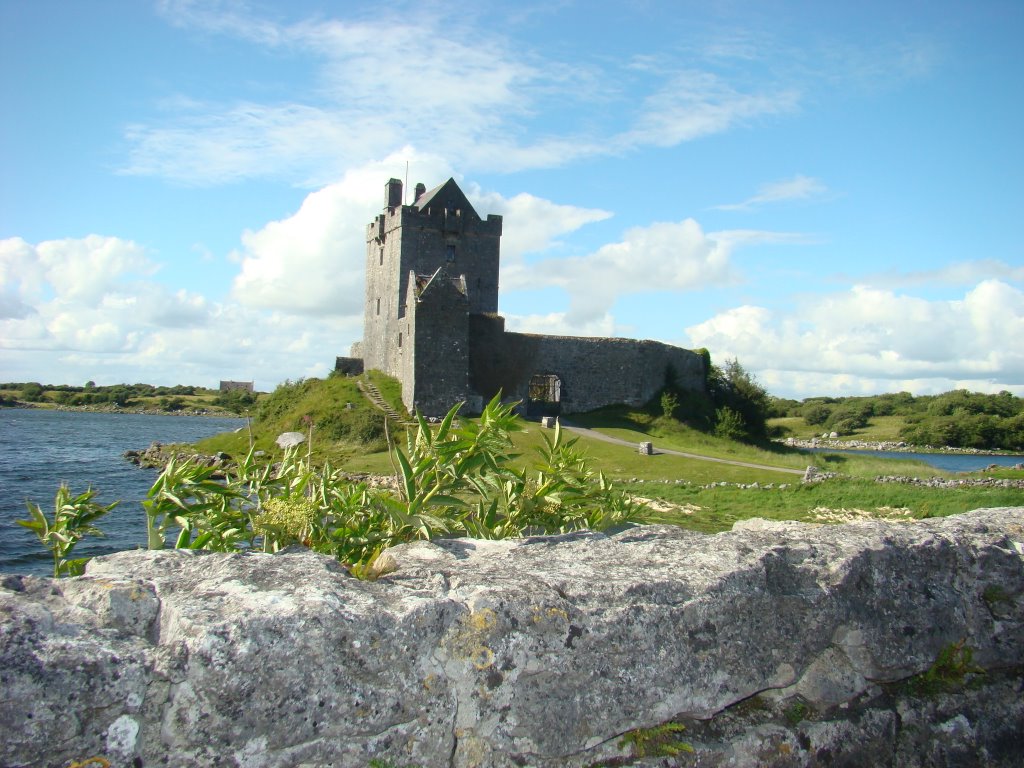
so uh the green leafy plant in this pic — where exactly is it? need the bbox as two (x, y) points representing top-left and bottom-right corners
(660, 389), (680, 420)
(142, 454), (246, 551)
(18, 485), (118, 577)
(26, 393), (649, 575)
(618, 721), (693, 758)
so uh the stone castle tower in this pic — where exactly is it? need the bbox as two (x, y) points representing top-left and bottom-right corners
(344, 177), (707, 417)
(352, 177), (503, 414)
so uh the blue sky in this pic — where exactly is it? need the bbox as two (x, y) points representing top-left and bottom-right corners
(2, 0), (1022, 399)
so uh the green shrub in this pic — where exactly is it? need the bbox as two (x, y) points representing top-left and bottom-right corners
(111, 395), (649, 569)
(18, 485), (118, 577)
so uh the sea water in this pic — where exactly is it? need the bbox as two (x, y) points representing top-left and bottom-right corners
(0, 409), (244, 576)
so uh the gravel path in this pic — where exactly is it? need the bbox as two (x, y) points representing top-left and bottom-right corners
(560, 423), (806, 476)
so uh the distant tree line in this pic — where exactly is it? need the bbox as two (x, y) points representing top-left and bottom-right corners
(771, 389), (1024, 451)
(0, 382), (256, 413)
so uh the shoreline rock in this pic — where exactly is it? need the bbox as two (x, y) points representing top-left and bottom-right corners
(122, 441), (233, 472)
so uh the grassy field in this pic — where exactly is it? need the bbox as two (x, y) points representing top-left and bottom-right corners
(182, 377), (1021, 534)
(768, 414), (907, 442)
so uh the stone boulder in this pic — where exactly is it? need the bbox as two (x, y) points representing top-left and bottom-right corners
(2, 508), (1023, 767)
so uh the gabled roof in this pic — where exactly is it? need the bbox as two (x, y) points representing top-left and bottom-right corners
(414, 177), (480, 221)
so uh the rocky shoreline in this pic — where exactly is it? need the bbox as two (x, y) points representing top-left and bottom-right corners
(781, 435), (1023, 457)
(122, 442), (234, 472)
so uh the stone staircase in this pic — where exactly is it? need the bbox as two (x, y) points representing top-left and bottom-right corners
(357, 377), (408, 424)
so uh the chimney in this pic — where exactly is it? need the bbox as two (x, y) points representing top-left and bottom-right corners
(414, 182), (426, 202)
(386, 178), (403, 209)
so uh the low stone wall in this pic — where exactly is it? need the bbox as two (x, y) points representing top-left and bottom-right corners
(2, 508), (1023, 767)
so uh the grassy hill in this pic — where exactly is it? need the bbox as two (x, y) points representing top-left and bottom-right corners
(194, 371), (402, 465)
(16, 374), (1017, 538)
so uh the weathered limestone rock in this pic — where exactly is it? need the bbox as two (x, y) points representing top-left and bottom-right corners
(2, 508), (1023, 767)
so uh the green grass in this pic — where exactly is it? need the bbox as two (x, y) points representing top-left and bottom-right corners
(629, 477), (1024, 534)
(182, 378), (1019, 536)
(571, 409), (946, 481)
(195, 374), (396, 465)
(768, 414), (908, 442)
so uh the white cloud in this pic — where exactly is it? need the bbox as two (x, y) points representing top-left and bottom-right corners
(1, 235), (153, 307)
(617, 71), (799, 149)
(0, 233), (364, 389)
(683, 280), (1024, 397)
(472, 189), (612, 262)
(124, 6), (801, 185)
(503, 218), (743, 325)
(504, 311), (619, 339)
(860, 259), (1024, 289)
(715, 174), (827, 211)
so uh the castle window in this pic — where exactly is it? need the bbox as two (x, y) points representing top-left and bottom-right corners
(446, 244), (456, 262)
(379, 248), (384, 266)
(376, 298), (380, 315)
(398, 332), (403, 347)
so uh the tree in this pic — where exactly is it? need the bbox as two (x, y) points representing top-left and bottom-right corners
(708, 358), (770, 442)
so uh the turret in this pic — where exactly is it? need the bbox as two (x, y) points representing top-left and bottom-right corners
(386, 178), (403, 209)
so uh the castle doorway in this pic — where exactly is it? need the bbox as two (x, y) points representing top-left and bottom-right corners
(527, 374), (561, 418)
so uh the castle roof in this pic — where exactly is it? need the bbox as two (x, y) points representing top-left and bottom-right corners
(414, 177), (481, 221)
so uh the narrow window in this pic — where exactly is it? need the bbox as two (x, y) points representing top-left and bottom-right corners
(376, 298), (380, 315)
(398, 332), (403, 347)
(446, 244), (456, 262)
(379, 248), (384, 266)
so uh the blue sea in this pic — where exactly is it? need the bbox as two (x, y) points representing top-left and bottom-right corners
(0, 409), (244, 576)
(806, 447), (1024, 472)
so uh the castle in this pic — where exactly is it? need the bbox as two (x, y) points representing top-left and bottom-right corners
(339, 177), (707, 417)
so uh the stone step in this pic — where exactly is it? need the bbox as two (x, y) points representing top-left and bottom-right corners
(357, 378), (407, 424)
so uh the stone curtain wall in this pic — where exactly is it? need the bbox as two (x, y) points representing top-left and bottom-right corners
(3, 508), (1022, 767)
(469, 322), (708, 414)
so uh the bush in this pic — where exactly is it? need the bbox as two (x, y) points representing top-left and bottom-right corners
(802, 403), (832, 426)
(714, 406), (748, 441)
(708, 359), (770, 442)
(20, 382), (45, 402)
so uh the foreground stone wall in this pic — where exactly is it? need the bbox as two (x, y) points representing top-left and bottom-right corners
(2, 508), (1023, 768)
